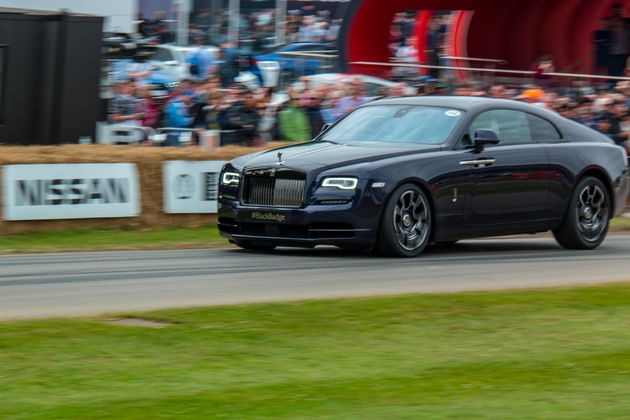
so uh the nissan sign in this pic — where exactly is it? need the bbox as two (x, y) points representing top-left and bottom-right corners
(2, 163), (140, 220)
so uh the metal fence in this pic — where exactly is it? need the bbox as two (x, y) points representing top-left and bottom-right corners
(96, 123), (237, 149)
(351, 60), (630, 88)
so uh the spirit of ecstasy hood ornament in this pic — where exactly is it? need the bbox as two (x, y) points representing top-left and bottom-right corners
(277, 152), (283, 164)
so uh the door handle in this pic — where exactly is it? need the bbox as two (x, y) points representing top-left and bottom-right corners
(459, 159), (496, 168)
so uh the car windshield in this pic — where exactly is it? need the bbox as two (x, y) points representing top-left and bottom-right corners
(320, 105), (465, 145)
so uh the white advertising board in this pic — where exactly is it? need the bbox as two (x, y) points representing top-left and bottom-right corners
(163, 161), (226, 214)
(2, 163), (140, 221)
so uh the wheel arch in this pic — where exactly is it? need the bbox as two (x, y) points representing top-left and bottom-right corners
(575, 166), (615, 217)
(379, 177), (438, 241)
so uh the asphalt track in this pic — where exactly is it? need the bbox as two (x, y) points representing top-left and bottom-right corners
(1, 235), (629, 320)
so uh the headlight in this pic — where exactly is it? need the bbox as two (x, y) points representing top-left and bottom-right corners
(221, 171), (241, 186)
(321, 177), (358, 190)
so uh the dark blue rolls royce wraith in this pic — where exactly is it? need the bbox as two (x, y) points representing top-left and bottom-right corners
(218, 96), (629, 257)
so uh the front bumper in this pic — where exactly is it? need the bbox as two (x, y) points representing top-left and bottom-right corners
(217, 199), (378, 247)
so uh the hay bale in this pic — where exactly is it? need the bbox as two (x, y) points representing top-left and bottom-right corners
(0, 143), (284, 234)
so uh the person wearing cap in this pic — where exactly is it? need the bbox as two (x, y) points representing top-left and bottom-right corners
(517, 89), (548, 108)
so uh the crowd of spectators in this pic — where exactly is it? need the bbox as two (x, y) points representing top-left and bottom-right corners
(138, 4), (342, 49)
(108, 68), (630, 150)
(108, 74), (370, 146)
(111, 4), (630, 149)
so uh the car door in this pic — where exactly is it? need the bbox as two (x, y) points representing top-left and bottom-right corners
(463, 109), (551, 226)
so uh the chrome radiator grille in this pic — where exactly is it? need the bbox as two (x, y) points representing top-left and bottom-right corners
(242, 169), (306, 207)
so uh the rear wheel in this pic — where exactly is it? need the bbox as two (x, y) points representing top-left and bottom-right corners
(553, 176), (610, 249)
(376, 183), (432, 257)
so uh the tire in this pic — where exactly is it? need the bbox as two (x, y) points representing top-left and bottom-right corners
(376, 183), (432, 257)
(553, 176), (610, 250)
(234, 240), (276, 252)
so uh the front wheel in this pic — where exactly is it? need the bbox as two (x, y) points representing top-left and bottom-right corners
(376, 183), (432, 257)
(553, 176), (610, 249)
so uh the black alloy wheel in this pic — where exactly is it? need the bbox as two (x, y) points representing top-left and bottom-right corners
(377, 183), (432, 257)
(553, 176), (610, 249)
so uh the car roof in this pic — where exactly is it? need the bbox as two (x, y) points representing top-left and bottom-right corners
(308, 73), (394, 85)
(366, 96), (560, 116)
(366, 96), (610, 144)
(367, 96), (515, 110)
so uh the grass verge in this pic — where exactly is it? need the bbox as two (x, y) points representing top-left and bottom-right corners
(610, 216), (630, 230)
(2, 284), (630, 419)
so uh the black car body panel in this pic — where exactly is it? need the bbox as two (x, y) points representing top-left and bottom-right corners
(218, 97), (629, 248)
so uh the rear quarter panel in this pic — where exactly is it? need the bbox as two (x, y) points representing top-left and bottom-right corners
(544, 142), (628, 218)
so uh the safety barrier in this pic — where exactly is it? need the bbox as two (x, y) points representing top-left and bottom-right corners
(97, 123), (238, 149)
(96, 123), (155, 145)
(351, 61), (630, 86)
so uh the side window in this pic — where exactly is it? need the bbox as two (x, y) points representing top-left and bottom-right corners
(527, 113), (561, 141)
(468, 109), (532, 145)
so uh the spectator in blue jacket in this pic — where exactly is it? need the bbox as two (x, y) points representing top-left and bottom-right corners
(164, 91), (194, 146)
(166, 91), (193, 127)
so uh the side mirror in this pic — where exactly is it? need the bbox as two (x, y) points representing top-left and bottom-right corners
(473, 129), (500, 152)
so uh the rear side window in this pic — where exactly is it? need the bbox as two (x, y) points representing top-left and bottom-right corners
(527, 113), (561, 141)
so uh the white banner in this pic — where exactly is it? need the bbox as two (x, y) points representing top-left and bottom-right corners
(3, 163), (140, 221)
(163, 161), (226, 214)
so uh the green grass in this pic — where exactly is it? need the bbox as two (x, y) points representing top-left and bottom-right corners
(0, 225), (228, 253)
(2, 284), (630, 419)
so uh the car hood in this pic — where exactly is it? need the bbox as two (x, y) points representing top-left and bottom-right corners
(241, 141), (441, 172)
